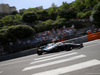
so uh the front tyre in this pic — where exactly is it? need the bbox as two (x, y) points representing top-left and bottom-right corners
(37, 51), (43, 55)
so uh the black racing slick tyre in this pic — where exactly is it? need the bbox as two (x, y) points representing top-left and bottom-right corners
(37, 51), (43, 55)
(79, 44), (84, 48)
(65, 45), (72, 51)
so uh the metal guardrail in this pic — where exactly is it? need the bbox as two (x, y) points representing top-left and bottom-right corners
(0, 48), (37, 61)
(1, 32), (100, 61)
(63, 35), (88, 44)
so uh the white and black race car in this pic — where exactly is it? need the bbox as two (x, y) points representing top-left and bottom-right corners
(37, 42), (83, 55)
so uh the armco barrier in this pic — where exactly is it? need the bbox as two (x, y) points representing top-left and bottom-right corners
(0, 48), (37, 61)
(64, 32), (100, 43)
(63, 35), (88, 44)
(0, 32), (100, 61)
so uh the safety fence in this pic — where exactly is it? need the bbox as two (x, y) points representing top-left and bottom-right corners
(0, 32), (100, 61)
(63, 32), (100, 44)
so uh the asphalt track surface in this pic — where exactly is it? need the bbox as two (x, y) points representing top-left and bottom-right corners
(0, 39), (100, 75)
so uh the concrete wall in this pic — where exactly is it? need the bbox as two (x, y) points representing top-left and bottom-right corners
(63, 35), (88, 44)
(0, 48), (37, 61)
(0, 35), (89, 61)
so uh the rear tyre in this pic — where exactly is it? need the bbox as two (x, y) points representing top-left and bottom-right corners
(79, 44), (84, 48)
(65, 45), (72, 51)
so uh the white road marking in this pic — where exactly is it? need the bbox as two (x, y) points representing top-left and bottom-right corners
(32, 59), (100, 75)
(0, 52), (73, 67)
(30, 52), (78, 64)
(35, 51), (73, 61)
(23, 55), (86, 71)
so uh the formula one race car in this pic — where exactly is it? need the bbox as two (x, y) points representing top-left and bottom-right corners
(37, 42), (83, 55)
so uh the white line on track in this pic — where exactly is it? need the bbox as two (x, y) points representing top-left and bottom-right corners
(23, 55), (86, 71)
(35, 51), (73, 61)
(32, 59), (100, 75)
(0, 52), (74, 67)
(0, 51), (74, 67)
(30, 52), (78, 64)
